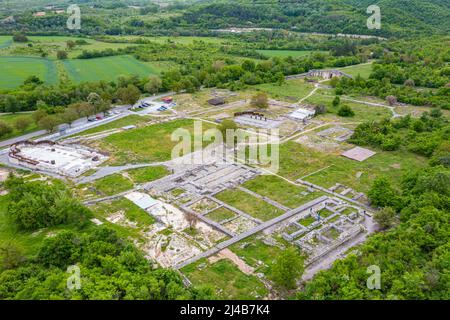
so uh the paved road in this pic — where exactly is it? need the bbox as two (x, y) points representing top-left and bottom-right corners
(0, 129), (47, 148)
(0, 92), (175, 152)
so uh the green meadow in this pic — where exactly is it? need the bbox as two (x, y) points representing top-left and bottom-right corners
(256, 50), (320, 58)
(0, 36), (12, 49)
(0, 56), (57, 88)
(62, 55), (161, 83)
(337, 62), (373, 79)
(277, 141), (427, 193)
(255, 79), (315, 100)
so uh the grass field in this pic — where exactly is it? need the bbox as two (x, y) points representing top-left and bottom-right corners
(0, 56), (57, 88)
(229, 236), (295, 277)
(126, 166), (169, 184)
(206, 207), (236, 223)
(181, 258), (268, 299)
(92, 198), (155, 227)
(215, 188), (284, 221)
(306, 92), (393, 122)
(0, 36), (12, 49)
(89, 197), (155, 240)
(106, 35), (229, 45)
(242, 175), (325, 209)
(255, 79), (314, 100)
(277, 141), (427, 193)
(256, 50), (320, 58)
(0, 113), (39, 142)
(88, 174), (134, 196)
(337, 62), (373, 79)
(62, 55), (161, 83)
(100, 119), (215, 165)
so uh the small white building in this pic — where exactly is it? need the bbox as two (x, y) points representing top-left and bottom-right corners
(289, 108), (316, 120)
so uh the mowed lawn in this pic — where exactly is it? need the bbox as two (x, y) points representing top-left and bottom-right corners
(62, 55), (160, 83)
(100, 119), (216, 165)
(0, 56), (57, 88)
(256, 50), (323, 58)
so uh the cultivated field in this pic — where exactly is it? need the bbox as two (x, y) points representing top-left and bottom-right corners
(62, 55), (161, 83)
(0, 56), (57, 88)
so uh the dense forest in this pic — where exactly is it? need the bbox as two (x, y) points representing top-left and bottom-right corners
(1, 0), (449, 37)
(298, 164), (449, 299)
(0, 175), (213, 299)
(333, 37), (450, 110)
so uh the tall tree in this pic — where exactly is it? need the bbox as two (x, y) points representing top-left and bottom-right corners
(271, 247), (304, 289)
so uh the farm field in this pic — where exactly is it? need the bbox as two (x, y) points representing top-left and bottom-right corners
(0, 56), (57, 88)
(2, 36), (139, 59)
(62, 55), (161, 83)
(105, 35), (231, 45)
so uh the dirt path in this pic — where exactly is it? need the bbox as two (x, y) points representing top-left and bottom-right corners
(208, 248), (255, 275)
